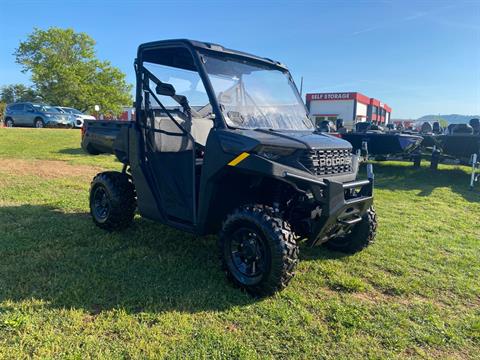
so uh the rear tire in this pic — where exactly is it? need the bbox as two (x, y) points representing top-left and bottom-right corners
(89, 171), (136, 230)
(83, 143), (101, 155)
(324, 206), (377, 254)
(5, 118), (14, 127)
(219, 204), (299, 297)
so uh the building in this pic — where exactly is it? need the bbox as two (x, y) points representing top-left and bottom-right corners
(118, 106), (135, 121)
(305, 92), (392, 130)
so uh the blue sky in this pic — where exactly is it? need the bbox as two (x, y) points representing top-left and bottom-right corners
(0, 0), (479, 118)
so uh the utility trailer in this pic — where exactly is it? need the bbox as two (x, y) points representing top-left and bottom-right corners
(83, 39), (377, 296)
(419, 120), (480, 189)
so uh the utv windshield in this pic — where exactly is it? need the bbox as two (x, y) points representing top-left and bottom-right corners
(203, 54), (313, 130)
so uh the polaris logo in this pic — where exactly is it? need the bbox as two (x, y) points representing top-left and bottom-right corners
(302, 149), (353, 176)
(319, 155), (352, 167)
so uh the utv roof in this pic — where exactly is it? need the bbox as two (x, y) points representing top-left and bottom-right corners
(137, 39), (288, 71)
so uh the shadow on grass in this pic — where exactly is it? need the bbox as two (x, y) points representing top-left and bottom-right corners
(57, 147), (86, 156)
(371, 162), (480, 202)
(299, 246), (349, 263)
(0, 205), (257, 315)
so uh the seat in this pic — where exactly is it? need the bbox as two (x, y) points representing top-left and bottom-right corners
(469, 119), (480, 134)
(452, 124), (473, 135)
(151, 114), (214, 151)
(420, 122), (433, 134)
(432, 122), (442, 134)
(152, 115), (192, 152)
(190, 117), (214, 147)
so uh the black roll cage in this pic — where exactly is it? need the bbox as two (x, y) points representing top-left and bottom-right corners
(134, 39), (307, 132)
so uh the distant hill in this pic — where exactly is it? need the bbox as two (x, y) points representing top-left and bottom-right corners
(416, 114), (480, 124)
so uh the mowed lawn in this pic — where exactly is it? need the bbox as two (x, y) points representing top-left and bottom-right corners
(0, 128), (478, 359)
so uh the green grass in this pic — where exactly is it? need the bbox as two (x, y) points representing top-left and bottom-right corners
(0, 128), (479, 359)
(0, 128), (118, 168)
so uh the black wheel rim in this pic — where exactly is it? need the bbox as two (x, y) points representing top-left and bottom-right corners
(230, 227), (267, 278)
(93, 186), (110, 221)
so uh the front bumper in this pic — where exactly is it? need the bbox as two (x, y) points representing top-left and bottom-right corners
(228, 152), (374, 245)
(47, 123), (73, 128)
(46, 120), (73, 128)
(284, 170), (374, 246)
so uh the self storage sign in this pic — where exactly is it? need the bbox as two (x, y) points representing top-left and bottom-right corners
(307, 93), (354, 101)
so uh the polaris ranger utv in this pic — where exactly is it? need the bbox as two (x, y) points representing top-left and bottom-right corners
(86, 39), (377, 296)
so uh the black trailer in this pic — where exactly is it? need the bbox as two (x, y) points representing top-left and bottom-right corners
(420, 120), (480, 189)
(341, 132), (422, 157)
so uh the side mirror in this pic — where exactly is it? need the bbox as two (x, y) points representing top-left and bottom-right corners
(156, 82), (176, 97)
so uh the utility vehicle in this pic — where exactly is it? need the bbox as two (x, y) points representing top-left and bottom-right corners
(85, 39), (377, 296)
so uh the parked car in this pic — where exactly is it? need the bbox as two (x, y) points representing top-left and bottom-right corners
(3, 103), (73, 128)
(55, 106), (95, 128)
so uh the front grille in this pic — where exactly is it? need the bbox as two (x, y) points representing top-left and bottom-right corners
(299, 148), (353, 176)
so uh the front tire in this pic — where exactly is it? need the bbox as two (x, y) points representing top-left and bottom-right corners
(89, 172), (136, 230)
(219, 205), (299, 297)
(34, 118), (44, 128)
(324, 206), (377, 253)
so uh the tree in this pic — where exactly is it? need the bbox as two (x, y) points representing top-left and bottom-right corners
(0, 84), (39, 104)
(437, 117), (449, 129)
(0, 102), (5, 123)
(14, 27), (132, 115)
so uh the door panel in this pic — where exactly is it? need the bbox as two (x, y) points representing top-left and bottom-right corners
(134, 46), (213, 227)
(144, 109), (196, 224)
(23, 104), (35, 126)
(13, 104), (26, 125)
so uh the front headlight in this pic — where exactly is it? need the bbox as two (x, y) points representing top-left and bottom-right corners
(255, 145), (296, 160)
(45, 114), (52, 117)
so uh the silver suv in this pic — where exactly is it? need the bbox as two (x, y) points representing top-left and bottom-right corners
(55, 106), (95, 128)
(3, 102), (73, 128)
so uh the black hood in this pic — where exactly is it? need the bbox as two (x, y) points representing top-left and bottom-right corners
(240, 129), (352, 150)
